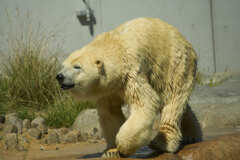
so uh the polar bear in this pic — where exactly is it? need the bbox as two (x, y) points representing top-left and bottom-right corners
(56, 18), (202, 158)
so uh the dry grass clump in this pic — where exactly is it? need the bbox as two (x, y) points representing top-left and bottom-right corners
(1, 11), (62, 111)
(0, 10), (95, 127)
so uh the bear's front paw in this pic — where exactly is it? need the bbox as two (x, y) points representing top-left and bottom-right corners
(102, 148), (121, 158)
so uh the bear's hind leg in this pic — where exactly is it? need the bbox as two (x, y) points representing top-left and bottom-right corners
(97, 95), (126, 153)
(149, 100), (186, 153)
(149, 103), (202, 153)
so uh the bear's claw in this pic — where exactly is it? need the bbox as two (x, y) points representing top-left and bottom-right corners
(102, 148), (121, 158)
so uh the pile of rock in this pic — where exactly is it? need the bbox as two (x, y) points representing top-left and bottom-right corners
(0, 113), (24, 150)
(0, 113), (102, 151)
(40, 128), (83, 144)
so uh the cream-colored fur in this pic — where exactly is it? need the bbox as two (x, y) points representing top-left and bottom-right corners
(59, 18), (201, 157)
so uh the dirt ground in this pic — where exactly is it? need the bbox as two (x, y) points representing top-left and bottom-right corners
(0, 141), (104, 160)
(1, 127), (240, 160)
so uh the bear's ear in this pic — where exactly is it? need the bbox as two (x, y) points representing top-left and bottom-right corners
(95, 60), (105, 76)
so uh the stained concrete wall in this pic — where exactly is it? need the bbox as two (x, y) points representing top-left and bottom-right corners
(0, 0), (239, 73)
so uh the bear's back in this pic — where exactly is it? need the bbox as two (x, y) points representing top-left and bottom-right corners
(114, 18), (197, 102)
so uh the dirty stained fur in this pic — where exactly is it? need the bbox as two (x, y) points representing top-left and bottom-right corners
(60, 18), (202, 157)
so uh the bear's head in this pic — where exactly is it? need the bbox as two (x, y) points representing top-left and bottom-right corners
(56, 47), (107, 100)
(57, 33), (125, 100)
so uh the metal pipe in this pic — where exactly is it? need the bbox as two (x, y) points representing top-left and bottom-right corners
(209, 0), (217, 73)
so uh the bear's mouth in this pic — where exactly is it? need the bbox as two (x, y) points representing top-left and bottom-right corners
(61, 84), (75, 90)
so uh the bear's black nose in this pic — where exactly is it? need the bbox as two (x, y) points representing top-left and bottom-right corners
(56, 73), (64, 84)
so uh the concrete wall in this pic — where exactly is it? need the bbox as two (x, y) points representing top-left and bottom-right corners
(0, 0), (99, 55)
(0, 0), (239, 73)
(213, 0), (240, 72)
(98, 0), (215, 72)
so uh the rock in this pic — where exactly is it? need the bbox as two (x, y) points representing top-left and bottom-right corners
(31, 116), (47, 134)
(0, 123), (4, 131)
(0, 114), (5, 123)
(3, 124), (18, 134)
(5, 113), (23, 134)
(176, 133), (240, 160)
(28, 128), (42, 139)
(130, 133), (240, 160)
(40, 145), (45, 151)
(61, 130), (81, 143)
(17, 135), (29, 151)
(40, 138), (48, 144)
(22, 119), (31, 130)
(151, 153), (180, 160)
(46, 129), (59, 144)
(72, 109), (102, 140)
(56, 128), (70, 142)
(87, 139), (100, 143)
(3, 133), (18, 150)
(37, 124), (48, 135)
(57, 127), (69, 135)
(31, 116), (45, 128)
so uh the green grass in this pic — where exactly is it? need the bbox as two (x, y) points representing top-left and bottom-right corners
(0, 75), (9, 115)
(45, 95), (95, 128)
(16, 109), (36, 121)
(0, 10), (95, 127)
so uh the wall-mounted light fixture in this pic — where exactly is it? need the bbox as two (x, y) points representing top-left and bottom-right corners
(76, 0), (96, 36)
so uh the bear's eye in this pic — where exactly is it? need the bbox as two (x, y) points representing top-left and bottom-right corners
(95, 60), (101, 65)
(73, 65), (81, 69)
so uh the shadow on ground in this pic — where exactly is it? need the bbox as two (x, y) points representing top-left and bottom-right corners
(77, 132), (240, 160)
